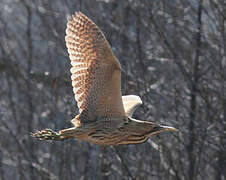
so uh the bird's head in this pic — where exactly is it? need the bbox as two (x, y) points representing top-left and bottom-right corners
(119, 118), (178, 145)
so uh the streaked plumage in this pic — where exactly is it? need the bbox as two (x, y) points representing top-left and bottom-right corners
(31, 12), (178, 145)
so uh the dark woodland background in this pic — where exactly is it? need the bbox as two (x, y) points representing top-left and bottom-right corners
(0, 0), (225, 179)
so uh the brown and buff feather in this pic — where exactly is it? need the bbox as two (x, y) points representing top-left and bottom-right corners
(65, 12), (125, 125)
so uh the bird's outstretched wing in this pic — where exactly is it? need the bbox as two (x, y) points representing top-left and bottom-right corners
(65, 12), (125, 123)
(122, 95), (142, 117)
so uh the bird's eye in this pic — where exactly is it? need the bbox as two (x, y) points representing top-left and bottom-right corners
(153, 126), (163, 132)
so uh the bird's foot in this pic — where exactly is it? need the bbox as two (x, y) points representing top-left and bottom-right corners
(30, 129), (63, 141)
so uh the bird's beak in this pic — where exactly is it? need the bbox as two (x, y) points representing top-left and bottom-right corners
(161, 125), (179, 132)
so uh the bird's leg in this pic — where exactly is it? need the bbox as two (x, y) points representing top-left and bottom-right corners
(31, 127), (78, 141)
(31, 129), (65, 141)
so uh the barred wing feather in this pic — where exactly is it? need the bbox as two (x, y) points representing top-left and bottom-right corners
(65, 12), (125, 122)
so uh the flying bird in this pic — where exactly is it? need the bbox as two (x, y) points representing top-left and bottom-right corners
(31, 12), (178, 145)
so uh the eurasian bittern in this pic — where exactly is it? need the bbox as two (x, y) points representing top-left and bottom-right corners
(31, 12), (178, 145)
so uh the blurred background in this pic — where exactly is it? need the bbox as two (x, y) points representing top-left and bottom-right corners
(0, 0), (225, 179)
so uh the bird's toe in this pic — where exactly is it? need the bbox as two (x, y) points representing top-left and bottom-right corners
(30, 129), (60, 141)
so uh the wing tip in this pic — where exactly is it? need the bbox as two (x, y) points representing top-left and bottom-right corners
(68, 11), (88, 21)
(122, 95), (142, 105)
